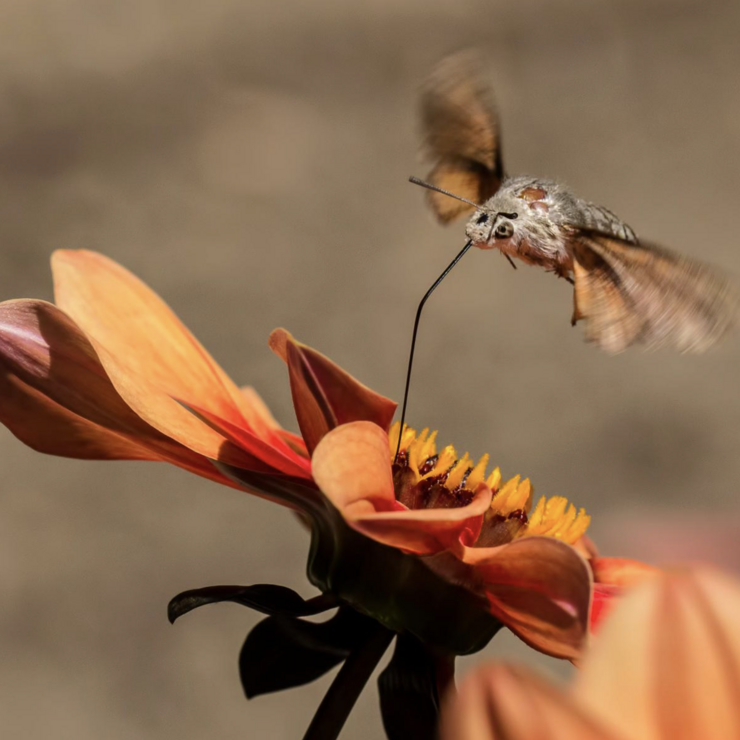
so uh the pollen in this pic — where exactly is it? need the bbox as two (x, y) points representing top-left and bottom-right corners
(389, 422), (590, 547)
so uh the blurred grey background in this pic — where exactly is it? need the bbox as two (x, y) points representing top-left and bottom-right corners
(1, 0), (739, 737)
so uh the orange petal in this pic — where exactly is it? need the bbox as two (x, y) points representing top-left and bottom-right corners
(441, 663), (619, 740)
(460, 537), (592, 660)
(348, 483), (493, 555)
(310, 421), (397, 517)
(269, 328), (396, 454)
(311, 421), (491, 554)
(0, 300), (237, 486)
(349, 483), (491, 555)
(576, 567), (740, 740)
(51, 250), (277, 459)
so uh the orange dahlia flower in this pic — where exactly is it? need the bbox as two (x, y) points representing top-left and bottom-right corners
(0, 250), (596, 657)
(0, 250), (634, 737)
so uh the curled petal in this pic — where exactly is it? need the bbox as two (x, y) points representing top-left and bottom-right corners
(312, 421), (491, 554)
(0, 300), (237, 485)
(269, 328), (396, 454)
(311, 421), (397, 516)
(441, 664), (618, 740)
(576, 567), (740, 740)
(0, 363), (152, 461)
(460, 538), (592, 660)
(352, 484), (491, 555)
(51, 250), (276, 459)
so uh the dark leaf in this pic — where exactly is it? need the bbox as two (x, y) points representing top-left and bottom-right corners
(378, 635), (441, 740)
(168, 584), (334, 624)
(240, 606), (377, 698)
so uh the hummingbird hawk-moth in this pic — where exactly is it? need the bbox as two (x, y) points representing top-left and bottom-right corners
(416, 51), (738, 354)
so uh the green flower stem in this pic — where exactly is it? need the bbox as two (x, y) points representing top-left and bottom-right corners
(302, 623), (394, 740)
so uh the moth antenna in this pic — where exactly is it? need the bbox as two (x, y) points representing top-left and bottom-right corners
(394, 239), (474, 462)
(409, 175), (483, 210)
(408, 176), (518, 222)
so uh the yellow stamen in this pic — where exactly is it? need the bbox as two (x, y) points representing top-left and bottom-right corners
(523, 495), (591, 545)
(388, 422), (402, 455)
(407, 427), (429, 475)
(418, 430), (438, 466)
(485, 466), (502, 492)
(492, 475), (532, 516)
(447, 452), (472, 489)
(388, 422), (590, 545)
(435, 445), (457, 477)
(467, 454), (489, 490)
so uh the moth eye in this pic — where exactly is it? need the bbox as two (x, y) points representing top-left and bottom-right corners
(495, 221), (514, 238)
(476, 212), (489, 225)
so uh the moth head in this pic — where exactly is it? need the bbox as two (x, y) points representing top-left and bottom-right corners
(407, 175), (518, 246)
(465, 208), (518, 246)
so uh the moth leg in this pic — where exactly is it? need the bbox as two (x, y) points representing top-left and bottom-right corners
(551, 265), (575, 285)
(571, 287), (584, 326)
(504, 254), (518, 270)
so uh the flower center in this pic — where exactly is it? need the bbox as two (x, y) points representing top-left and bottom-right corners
(389, 422), (590, 547)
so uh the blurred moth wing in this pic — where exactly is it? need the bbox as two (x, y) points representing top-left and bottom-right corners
(571, 230), (739, 353)
(420, 51), (504, 223)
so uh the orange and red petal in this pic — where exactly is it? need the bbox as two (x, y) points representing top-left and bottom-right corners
(590, 584), (621, 633)
(460, 537), (593, 660)
(183, 402), (312, 479)
(269, 328), (396, 454)
(589, 557), (658, 631)
(51, 250), (284, 459)
(441, 664), (620, 740)
(0, 299), (268, 490)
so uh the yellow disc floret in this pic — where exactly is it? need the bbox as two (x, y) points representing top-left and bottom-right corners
(524, 495), (591, 544)
(389, 422), (500, 491)
(389, 422), (589, 546)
